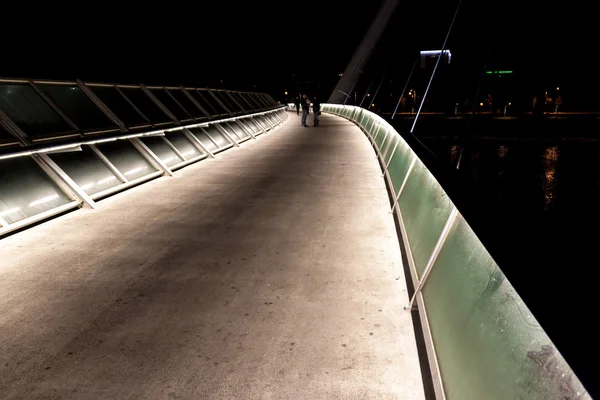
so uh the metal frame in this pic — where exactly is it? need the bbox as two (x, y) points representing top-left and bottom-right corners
(77, 80), (128, 132)
(180, 86), (211, 118)
(214, 124), (240, 147)
(130, 137), (174, 177)
(141, 84), (180, 124)
(35, 153), (97, 209)
(89, 144), (128, 183)
(161, 136), (187, 161)
(182, 128), (215, 158)
(29, 81), (80, 132)
(164, 89), (194, 122)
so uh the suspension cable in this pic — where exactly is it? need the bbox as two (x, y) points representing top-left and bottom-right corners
(410, 0), (463, 134)
(392, 59), (418, 119)
(368, 74), (386, 110)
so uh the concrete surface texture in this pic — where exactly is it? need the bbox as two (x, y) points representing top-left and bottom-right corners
(0, 112), (425, 399)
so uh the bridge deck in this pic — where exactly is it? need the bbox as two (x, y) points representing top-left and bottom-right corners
(0, 113), (424, 399)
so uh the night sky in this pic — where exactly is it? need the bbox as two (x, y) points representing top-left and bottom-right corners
(2, 1), (595, 107)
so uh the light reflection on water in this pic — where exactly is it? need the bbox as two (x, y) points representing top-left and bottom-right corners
(543, 146), (560, 209)
(438, 142), (565, 211)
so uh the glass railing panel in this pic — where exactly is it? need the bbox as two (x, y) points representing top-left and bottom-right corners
(229, 92), (251, 111)
(374, 124), (388, 149)
(90, 86), (148, 127)
(168, 89), (207, 119)
(386, 139), (414, 194)
(422, 215), (589, 400)
(149, 89), (190, 121)
(0, 157), (71, 224)
(203, 91), (228, 115)
(240, 93), (261, 110)
(39, 84), (117, 131)
(226, 122), (249, 139)
(139, 137), (182, 167)
(49, 146), (121, 195)
(213, 92), (235, 113)
(203, 126), (229, 148)
(242, 118), (261, 134)
(190, 90), (218, 116)
(119, 88), (171, 124)
(219, 123), (241, 140)
(399, 159), (454, 276)
(0, 123), (15, 143)
(165, 132), (200, 159)
(188, 127), (218, 151)
(0, 83), (72, 136)
(96, 140), (157, 180)
(364, 115), (375, 134)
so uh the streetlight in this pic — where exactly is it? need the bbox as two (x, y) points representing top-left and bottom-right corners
(284, 91), (288, 95)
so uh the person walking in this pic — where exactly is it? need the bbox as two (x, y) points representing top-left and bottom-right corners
(294, 96), (300, 115)
(312, 96), (321, 127)
(301, 94), (310, 127)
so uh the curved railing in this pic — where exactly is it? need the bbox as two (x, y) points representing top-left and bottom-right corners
(0, 104), (287, 237)
(323, 104), (590, 400)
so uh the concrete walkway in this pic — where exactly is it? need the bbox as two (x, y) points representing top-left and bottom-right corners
(0, 113), (424, 399)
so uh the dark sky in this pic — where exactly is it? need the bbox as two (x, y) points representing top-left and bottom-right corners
(1, 1), (596, 104)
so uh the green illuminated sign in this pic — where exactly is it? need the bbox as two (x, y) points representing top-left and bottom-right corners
(486, 70), (513, 75)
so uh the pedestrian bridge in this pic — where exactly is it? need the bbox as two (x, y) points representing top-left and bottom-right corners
(0, 78), (591, 399)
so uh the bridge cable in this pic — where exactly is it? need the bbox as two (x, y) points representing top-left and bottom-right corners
(456, 0), (505, 169)
(368, 73), (387, 110)
(410, 0), (463, 134)
(391, 59), (418, 120)
(359, 79), (375, 108)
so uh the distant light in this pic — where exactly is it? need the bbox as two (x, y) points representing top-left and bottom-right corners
(420, 50), (452, 64)
(508, 102), (512, 106)
(486, 70), (513, 75)
(556, 87), (560, 90)
(29, 194), (59, 207)
(97, 176), (117, 185)
(0, 207), (20, 217)
(372, 103), (375, 107)
(338, 73), (343, 77)
(480, 102), (484, 106)
(284, 91), (288, 95)
(367, 93), (371, 97)
(124, 166), (145, 176)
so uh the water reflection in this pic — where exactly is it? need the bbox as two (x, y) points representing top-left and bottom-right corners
(497, 145), (509, 159)
(450, 145), (460, 164)
(543, 146), (560, 209)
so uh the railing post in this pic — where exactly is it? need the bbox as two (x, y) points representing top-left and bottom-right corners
(215, 124), (240, 147)
(390, 156), (417, 212)
(162, 136), (187, 161)
(34, 153), (97, 209)
(235, 119), (257, 139)
(129, 138), (174, 177)
(182, 128), (215, 158)
(89, 144), (128, 183)
(406, 207), (459, 310)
